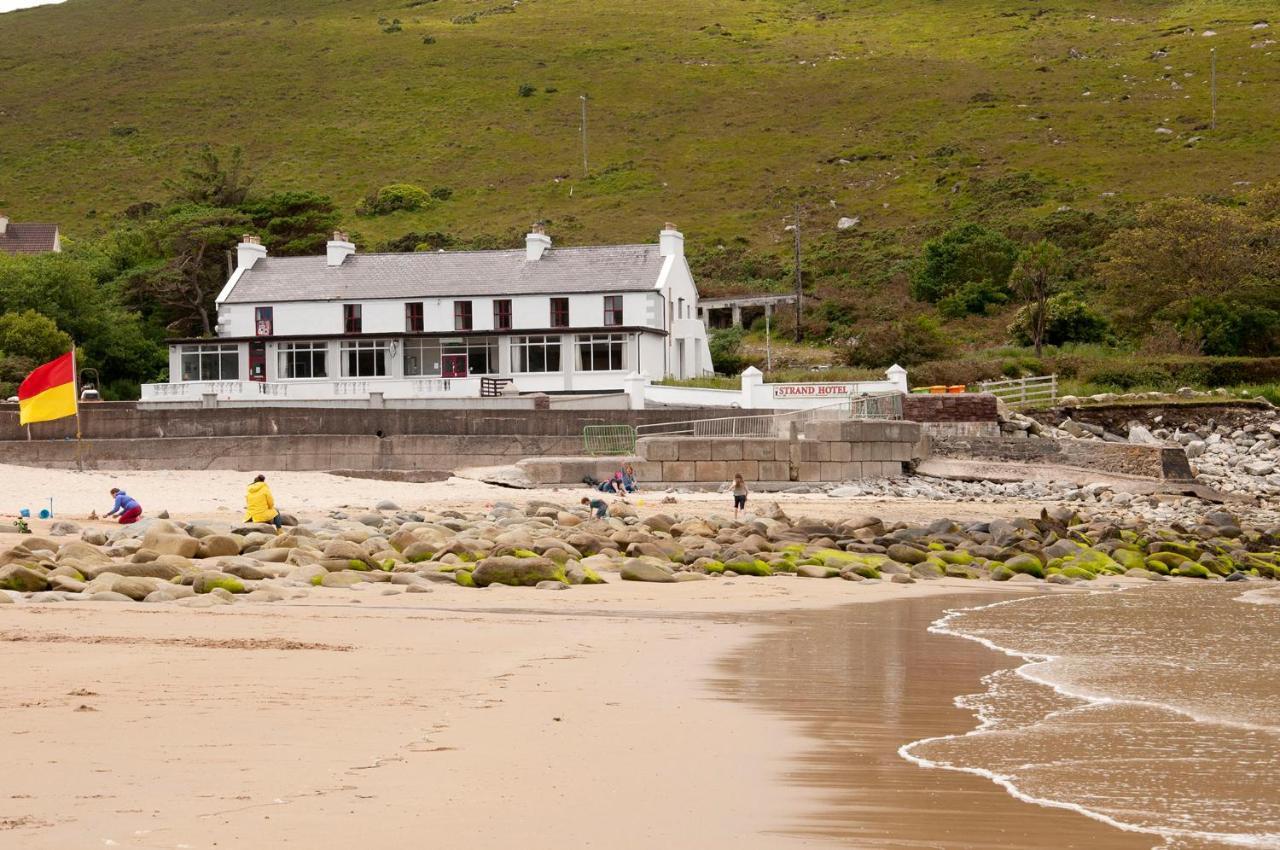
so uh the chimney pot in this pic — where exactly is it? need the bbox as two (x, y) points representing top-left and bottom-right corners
(526, 224), (552, 261)
(659, 222), (684, 258)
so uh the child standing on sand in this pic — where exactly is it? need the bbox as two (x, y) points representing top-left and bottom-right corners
(731, 473), (748, 518)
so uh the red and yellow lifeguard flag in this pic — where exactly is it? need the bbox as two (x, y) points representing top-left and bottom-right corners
(18, 351), (77, 425)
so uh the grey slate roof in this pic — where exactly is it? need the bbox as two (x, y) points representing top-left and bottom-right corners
(222, 244), (667, 304)
(0, 223), (58, 254)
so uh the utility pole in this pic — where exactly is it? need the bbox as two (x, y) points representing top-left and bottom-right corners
(580, 95), (589, 177)
(1210, 47), (1217, 131)
(792, 203), (803, 343)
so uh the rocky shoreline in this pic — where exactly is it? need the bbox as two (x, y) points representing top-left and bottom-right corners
(2, 497), (1277, 605)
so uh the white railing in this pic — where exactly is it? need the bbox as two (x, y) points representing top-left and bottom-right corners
(976, 374), (1057, 409)
(140, 377), (483, 402)
(635, 394), (901, 440)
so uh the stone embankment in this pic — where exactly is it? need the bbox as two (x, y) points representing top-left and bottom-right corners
(997, 394), (1280, 501)
(3, 499), (1277, 604)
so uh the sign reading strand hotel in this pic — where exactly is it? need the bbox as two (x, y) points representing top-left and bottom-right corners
(772, 384), (855, 398)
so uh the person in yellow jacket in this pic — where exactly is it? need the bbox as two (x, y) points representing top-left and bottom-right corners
(244, 474), (283, 529)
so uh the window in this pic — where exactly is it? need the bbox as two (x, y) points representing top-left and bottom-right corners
(603, 295), (623, 327)
(550, 297), (569, 328)
(339, 339), (388, 377)
(254, 306), (273, 337)
(404, 337), (498, 376)
(179, 344), (239, 382)
(344, 304), (362, 334)
(277, 342), (328, 379)
(405, 302), (424, 333)
(454, 300), (473, 331)
(493, 299), (512, 331)
(512, 335), (562, 373)
(576, 334), (626, 371)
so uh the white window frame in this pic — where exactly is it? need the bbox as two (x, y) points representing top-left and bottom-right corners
(339, 339), (389, 378)
(576, 333), (627, 372)
(277, 341), (329, 380)
(180, 343), (239, 382)
(511, 335), (563, 374)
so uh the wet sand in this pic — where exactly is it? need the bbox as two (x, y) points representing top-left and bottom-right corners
(715, 593), (1155, 849)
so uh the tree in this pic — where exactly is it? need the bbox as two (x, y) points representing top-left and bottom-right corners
(239, 191), (342, 256)
(910, 222), (1019, 307)
(1098, 197), (1280, 330)
(128, 206), (251, 336)
(164, 145), (254, 207)
(1009, 240), (1065, 355)
(0, 309), (73, 361)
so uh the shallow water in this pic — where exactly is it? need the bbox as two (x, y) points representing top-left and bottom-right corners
(904, 584), (1280, 849)
(715, 592), (1154, 848)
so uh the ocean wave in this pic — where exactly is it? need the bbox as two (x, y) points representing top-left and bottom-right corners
(899, 589), (1280, 849)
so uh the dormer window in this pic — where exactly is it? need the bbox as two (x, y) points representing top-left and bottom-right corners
(344, 304), (362, 334)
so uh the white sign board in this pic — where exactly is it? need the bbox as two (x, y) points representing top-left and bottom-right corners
(771, 384), (852, 399)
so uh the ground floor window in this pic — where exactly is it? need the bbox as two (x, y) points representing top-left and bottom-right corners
(576, 333), (626, 371)
(512, 335), (562, 373)
(339, 339), (388, 377)
(404, 337), (498, 376)
(277, 342), (328, 379)
(179, 343), (239, 381)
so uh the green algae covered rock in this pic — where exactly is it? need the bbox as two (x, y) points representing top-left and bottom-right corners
(192, 571), (246, 594)
(1059, 566), (1096, 581)
(1173, 563), (1212, 579)
(989, 564), (1014, 581)
(845, 564), (881, 580)
(724, 559), (773, 577)
(1004, 554), (1045, 579)
(796, 564), (840, 578)
(471, 555), (566, 587)
(455, 569), (476, 587)
(944, 564), (980, 579)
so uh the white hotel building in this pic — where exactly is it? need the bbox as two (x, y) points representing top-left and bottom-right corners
(144, 223), (713, 404)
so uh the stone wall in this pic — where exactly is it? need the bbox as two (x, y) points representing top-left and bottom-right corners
(0, 402), (735, 442)
(0, 433), (584, 473)
(902, 393), (998, 423)
(633, 420), (923, 486)
(933, 435), (1195, 482)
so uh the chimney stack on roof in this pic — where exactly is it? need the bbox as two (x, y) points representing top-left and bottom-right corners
(327, 230), (355, 266)
(0, 214), (8, 237)
(659, 221), (684, 258)
(526, 223), (551, 261)
(236, 234), (267, 270)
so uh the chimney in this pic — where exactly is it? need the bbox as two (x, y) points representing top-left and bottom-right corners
(0, 214), (8, 237)
(327, 230), (355, 266)
(525, 223), (551, 261)
(659, 221), (684, 257)
(236, 234), (267, 270)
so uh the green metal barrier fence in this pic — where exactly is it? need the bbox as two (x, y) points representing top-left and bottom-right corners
(583, 424), (637, 456)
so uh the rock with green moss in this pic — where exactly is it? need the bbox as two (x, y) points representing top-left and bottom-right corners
(0, 564), (50, 593)
(910, 562), (945, 580)
(1004, 554), (1045, 578)
(1109, 547), (1146, 570)
(1146, 551), (1190, 569)
(566, 565), (606, 585)
(1172, 563), (1212, 579)
(989, 564), (1014, 581)
(471, 555), (566, 587)
(944, 564), (980, 579)
(455, 569), (476, 587)
(1143, 558), (1171, 575)
(845, 564), (881, 580)
(935, 550), (974, 566)
(724, 559), (773, 577)
(192, 571), (246, 594)
(1059, 566), (1095, 581)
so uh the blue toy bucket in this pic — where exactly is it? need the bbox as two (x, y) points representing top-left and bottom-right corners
(38, 509), (51, 519)
(19, 508), (30, 518)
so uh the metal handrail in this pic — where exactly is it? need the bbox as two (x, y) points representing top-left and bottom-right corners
(635, 393), (901, 439)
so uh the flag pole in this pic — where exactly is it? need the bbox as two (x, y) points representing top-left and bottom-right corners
(71, 344), (83, 473)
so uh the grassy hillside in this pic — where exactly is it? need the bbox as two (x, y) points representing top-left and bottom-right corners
(1, 0), (1278, 253)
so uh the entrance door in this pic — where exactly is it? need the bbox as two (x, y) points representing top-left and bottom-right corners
(441, 354), (468, 378)
(248, 341), (266, 382)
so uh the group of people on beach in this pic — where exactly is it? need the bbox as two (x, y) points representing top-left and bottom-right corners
(582, 464), (750, 518)
(100, 474), (285, 527)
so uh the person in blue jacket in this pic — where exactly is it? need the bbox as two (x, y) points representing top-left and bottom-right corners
(104, 487), (143, 524)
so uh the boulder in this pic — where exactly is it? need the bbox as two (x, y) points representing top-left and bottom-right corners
(796, 564), (840, 578)
(144, 533), (200, 559)
(81, 561), (182, 581)
(607, 501), (637, 519)
(55, 541), (111, 565)
(536, 580), (570, 591)
(197, 535), (242, 558)
(323, 539), (375, 569)
(191, 571), (247, 594)
(910, 562), (945, 580)
(49, 521), (82, 537)
(112, 577), (163, 601)
(885, 544), (928, 565)
(471, 556), (567, 588)
(0, 565), (49, 593)
(375, 500), (400, 511)
(320, 571), (369, 588)
(79, 529), (108, 546)
(620, 559), (676, 583)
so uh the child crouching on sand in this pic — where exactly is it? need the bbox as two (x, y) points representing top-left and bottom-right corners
(731, 473), (748, 518)
(581, 496), (608, 518)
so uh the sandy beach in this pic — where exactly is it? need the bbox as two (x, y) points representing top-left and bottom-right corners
(2, 465), (1276, 849)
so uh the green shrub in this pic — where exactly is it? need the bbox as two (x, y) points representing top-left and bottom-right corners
(1009, 294), (1112, 347)
(938, 279), (1010, 317)
(909, 358), (1005, 387)
(518, 83), (536, 97)
(357, 183), (431, 215)
(910, 222), (1018, 303)
(708, 326), (746, 375)
(1179, 298), (1280, 357)
(843, 315), (952, 368)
